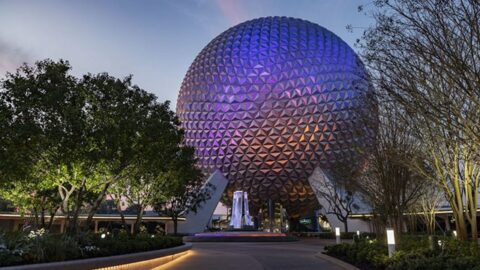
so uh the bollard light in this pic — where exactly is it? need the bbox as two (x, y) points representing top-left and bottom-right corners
(357, 230), (360, 237)
(101, 233), (106, 239)
(453, 230), (457, 238)
(386, 229), (395, 257)
(335, 227), (341, 244)
(437, 240), (444, 249)
(386, 229), (395, 244)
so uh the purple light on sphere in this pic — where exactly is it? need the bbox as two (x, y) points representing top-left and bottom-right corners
(177, 17), (375, 216)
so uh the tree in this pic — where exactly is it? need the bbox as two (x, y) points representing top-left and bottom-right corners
(413, 120), (480, 241)
(358, 0), (480, 241)
(414, 185), (443, 236)
(112, 173), (161, 235)
(358, 101), (427, 236)
(0, 179), (60, 229)
(0, 60), (83, 187)
(313, 171), (359, 233)
(107, 95), (184, 234)
(79, 74), (181, 230)
(152, 146), (212, 235)
(358, 0), (480, 146)
(0, 59), (184, 235)
(0, 59), (91, 233)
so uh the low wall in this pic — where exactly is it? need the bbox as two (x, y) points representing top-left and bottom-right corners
(184, 235), (298, 242)
(1, 243), (192, 270)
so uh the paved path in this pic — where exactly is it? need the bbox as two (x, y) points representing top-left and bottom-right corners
(154, 239), (345, 270)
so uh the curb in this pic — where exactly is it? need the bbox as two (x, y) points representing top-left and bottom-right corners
(1, 243), (192, 270)
(183, 235), (298, 242)
(315, 252), (360, 270)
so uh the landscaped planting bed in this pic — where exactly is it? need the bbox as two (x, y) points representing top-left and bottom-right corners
(292, 231), (376, 239)
(324, 235), (480, 270)
(0, 229), (183, 267)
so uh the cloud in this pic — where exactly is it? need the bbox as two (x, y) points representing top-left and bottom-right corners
(215, 0), (249, 25)
(0, 39), (31, 77)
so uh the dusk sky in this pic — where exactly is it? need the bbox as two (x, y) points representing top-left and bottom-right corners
(0, 0), (373, 109)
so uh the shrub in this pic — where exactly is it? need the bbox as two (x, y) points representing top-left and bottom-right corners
(396, 235), (430, 252)
(0, 231), (29, 266)
(41, 234), (82, 262)
(387, 253), (480, 270)
(325, 235), (480, 270)
(292, 231), (376, 239)
(325, 239), (389, 269)
(0, 230), (183, 267)
(443, 239), (479, 257)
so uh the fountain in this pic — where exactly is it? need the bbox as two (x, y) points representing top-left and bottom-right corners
(229, 190), (253, 229)
(184, 190), (297, 242)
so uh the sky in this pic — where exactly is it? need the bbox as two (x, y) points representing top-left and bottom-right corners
(0, 0), (373, 110)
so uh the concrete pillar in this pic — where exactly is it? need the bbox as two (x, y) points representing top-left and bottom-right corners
(94, 220), (98, 233)
(268, 199), (273, 232)
(60, 220), (65, 233)
(315, 210), (321, 232)
(130, 222), (134, 234)
(165, 222), (172, 234)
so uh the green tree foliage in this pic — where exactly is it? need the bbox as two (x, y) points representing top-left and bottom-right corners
(152, 146), (213, 235)
(0, 60), (81, 184)
(0, 59), (191, 235)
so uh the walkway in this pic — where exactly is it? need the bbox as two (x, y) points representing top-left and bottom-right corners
(154, 239), (346, 270)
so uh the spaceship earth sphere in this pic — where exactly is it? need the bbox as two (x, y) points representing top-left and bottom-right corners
(176, 17), (375, 216)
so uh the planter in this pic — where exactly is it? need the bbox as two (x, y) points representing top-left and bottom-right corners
(1, 243), (192, 270)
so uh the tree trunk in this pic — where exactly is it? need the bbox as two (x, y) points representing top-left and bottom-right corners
(453, 210), (468, 241)
(343, 220), (348, 233)
(133, 206), (145, 235)
(33, 206), (39, 229)
(58, 184), (75, 234)
(40, 197), (46, 228)
(115, 196), (128, 231)
(173, 216), (178, 235)
(426, 215), (435, 236)
(85, 182), (111, 227)
(467, 177), (479, 243)
(68, 203), (82, 235)
(47, 207), (58, 230)
(68, 186), (85, 235)
(471, 218), (478, 242)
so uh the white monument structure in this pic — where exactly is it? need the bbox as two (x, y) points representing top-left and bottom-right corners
(243, 192), (253, 226)
(308, 167), (371, 232)
(229, 190), (254, 229)
(175, 170), (229, 234)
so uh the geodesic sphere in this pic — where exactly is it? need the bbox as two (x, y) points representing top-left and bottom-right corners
(176, 17), (375, 216)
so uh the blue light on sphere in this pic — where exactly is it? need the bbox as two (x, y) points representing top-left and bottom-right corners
(177, 17), (375, 215)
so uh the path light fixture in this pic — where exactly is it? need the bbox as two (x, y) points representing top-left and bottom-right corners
(101, 233), (106, 239)
(335, 227), (341, 244)
(453, 230), (457, 238)
(386, 229), (395, 257)
(437, 240), (444, 249)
